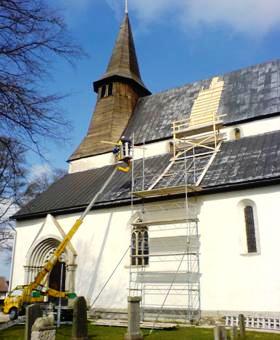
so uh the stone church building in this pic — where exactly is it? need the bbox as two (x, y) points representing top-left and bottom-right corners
(11, 13), (280, 328)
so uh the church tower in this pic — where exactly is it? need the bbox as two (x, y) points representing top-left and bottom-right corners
(69, 14), (150, 161)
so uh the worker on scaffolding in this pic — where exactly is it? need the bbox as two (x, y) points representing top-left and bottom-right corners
(112, 136), (132, 172)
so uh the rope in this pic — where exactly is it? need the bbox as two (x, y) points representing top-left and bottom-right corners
(91, 246), (130, 307)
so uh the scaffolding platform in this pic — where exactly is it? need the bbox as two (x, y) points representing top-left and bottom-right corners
(133, 185), (202, 198)
(132, 217), (198, 227)
(173, 120), (223, 139)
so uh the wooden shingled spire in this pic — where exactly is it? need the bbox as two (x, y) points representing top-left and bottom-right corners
(93, 14), (149, 96)
(69, 14), (150, 161)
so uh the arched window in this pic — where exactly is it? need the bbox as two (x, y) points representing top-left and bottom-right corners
(244, 205), (257, 253)
(131, 227), (149, 266)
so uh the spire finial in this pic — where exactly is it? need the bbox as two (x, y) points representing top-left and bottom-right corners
(125, 0), (128, 14)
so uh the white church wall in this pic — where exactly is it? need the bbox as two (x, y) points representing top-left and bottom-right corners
(12, 208), (132, 310)
(11, 217), (45, 289)
(199, 185), (280, 313)
(69, 152), (115, 173)
(224, 116), (280, 141)
(68, 139), (170, 174)
(12, 184), (280, 315)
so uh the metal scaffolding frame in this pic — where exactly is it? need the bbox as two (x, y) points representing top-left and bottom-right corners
(128, 77), (225, 324)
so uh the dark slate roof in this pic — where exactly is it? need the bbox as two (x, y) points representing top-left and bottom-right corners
(15, 130), (280, 220)
(125, 60), (280, 144)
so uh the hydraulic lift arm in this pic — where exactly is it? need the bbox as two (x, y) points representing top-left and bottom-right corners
(27, 167), (118, 293)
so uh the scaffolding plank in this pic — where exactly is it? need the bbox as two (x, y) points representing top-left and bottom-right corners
(132, 217), (195, 226)
(133, 185), (201, 198)
(136, 271), (200, 284)
(174, 121), (223, 138)
(150, 235), (200, 254)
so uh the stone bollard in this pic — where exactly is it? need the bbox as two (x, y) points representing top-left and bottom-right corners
(238, 314), (246, 339)
(25, 304), (43, 340)
(124, 296), (143, 340)
(31, 316), (56, 340)
(72, 296), (88, 340)
(230, 325), (238, 340)
(213, 324), (227, 340)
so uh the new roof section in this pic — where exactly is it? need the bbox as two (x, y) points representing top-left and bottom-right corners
(125, 60), (280, 144)
(15, 130), (280, 220)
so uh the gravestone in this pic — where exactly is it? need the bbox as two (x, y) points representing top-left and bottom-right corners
(25, 304), (43, 340)
(72, 296), (88, 340)
(230, 325), (238, 340)
(213, 324), (227, 340)
(31, 316), (56, 340)
(239, 314), (246, 339)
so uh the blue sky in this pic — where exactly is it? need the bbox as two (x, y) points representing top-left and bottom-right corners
(1, 0), (280, 279)
(32, 0), (280, 173)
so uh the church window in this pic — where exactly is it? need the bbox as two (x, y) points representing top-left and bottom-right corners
(101, 85), (107, 98)
(244, 205), (257, 253)
(131, 227), (149, 266)
(108, 83), (113, 96)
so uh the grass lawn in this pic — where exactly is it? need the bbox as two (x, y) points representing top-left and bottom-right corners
(1, 324), (280, 339)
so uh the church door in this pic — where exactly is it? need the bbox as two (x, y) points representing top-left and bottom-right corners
(49, 261), (66, 292)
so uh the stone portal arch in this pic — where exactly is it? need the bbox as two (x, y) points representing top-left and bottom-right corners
(24, 236), (76, 293)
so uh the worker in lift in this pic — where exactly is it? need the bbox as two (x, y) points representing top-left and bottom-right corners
(112, 136), (132, 172)
(120, 135), (132, 160)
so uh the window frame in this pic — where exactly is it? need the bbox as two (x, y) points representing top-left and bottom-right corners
(131, 227), (149, 266)
(244, 205), (257, 253)
(238, 199), (260, 256)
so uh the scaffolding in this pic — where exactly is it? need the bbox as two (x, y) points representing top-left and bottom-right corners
(129, 76), (224, 324)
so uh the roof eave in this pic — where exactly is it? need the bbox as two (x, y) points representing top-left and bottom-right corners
(14, 176), (280, 221)
(93, 74), (151, 97)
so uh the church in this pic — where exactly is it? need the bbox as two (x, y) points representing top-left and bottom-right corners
(10, 10), (280, 329)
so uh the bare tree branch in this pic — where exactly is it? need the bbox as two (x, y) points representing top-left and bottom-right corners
(0, 0), (83, 259)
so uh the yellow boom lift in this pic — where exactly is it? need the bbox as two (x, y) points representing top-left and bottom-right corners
(3, 141), (130, 320)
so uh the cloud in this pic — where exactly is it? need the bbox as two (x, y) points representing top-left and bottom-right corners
(106, 0), (280, 35)
(183, 0), (280, 35)
(29, 164), (52, 181)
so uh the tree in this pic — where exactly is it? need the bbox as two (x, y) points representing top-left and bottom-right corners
(0, 138), (25, 261)
(0, 0), (83, 156)
(0, 147), (66, 258)
(0, 0), (83, 262)
(22, 167), (66, 204)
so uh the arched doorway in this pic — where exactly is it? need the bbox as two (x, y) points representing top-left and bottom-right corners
(49, 261), (66, 292)
(25, 237), (76, 295)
